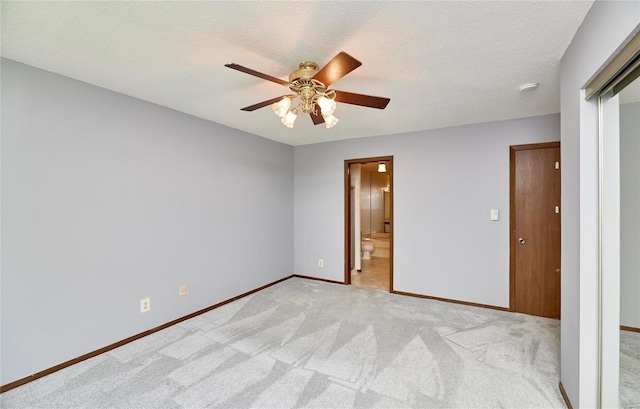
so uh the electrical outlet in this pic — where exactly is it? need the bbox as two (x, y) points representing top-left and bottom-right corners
(318, 259), (324, 268)
(140, 298), (150, 313)
(179, 285), (186, 296)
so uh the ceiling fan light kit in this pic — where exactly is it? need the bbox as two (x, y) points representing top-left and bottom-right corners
(282, 109), (298, 128)
(225, 52), (390, 129)
(317, 96), (336, 115)
(272, 96), (292, 118)
(322, 113), (339, 128)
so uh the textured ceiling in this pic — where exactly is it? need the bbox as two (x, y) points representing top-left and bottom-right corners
(1, 1), (593, 146)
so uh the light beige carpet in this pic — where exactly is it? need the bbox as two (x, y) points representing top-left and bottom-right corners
(2, 277), (568, 408)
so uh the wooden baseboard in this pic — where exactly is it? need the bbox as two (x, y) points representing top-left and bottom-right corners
(292, 274), (346, 285)
(296, 277), (508, 314)
(621, 325), (640, 333)
(559, 381), (574, 409)
(0, 275), (295, 394)
(391, 290), (509, 312)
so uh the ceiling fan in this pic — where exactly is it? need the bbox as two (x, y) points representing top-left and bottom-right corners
(225, 52), (390, 129)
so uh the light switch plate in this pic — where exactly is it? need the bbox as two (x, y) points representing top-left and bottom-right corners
(490, 209), (499, 221)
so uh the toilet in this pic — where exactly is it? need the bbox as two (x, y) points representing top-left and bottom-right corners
(361, 239), (375, 260)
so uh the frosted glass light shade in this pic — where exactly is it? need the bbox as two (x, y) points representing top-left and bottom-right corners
(378, 162), (387, 172)
(317, 96), (336, 115)
(281, 110), (298, 128)
(322, 114), (339, 128)
(272, 97), (292, 118)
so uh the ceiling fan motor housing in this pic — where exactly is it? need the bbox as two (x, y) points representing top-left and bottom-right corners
(289, 62), (319, 82)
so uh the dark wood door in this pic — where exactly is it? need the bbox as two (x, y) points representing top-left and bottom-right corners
(510, 143), (561, 319)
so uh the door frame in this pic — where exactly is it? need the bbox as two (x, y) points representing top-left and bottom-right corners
(509, 141), (560, 313)
(344, 156), (394, 290)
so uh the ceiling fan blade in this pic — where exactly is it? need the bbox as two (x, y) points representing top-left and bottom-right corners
(225, 63), (288, 85)
(240, 96), (286, 111)
(334, 90), (390, 109)
(313, 52), (362, 87)
(310, 111), (325, 125)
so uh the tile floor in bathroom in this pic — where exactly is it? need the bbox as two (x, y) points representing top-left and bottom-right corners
(351, 234), (390, 291)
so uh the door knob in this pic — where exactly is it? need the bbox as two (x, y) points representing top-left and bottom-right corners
(518, 237), (526, 245)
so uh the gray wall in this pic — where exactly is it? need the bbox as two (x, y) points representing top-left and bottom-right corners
(294, 114), (559, 307)
(621, 101), (640, 328)
(0, 59), (294, 386)
(560, 2), (640, 406)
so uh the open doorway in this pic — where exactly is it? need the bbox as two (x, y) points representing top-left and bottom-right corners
(344, 156), (393, 291)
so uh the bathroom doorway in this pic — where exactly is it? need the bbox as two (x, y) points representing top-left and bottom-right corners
(344, 156), (393, 291)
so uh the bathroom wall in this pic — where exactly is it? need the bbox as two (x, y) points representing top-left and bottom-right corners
(350, 164), (361, 271)
(361, 169), (371, 236)
(369, 169), (389, 234)
(360, 165), (389, 237)
(294, 113), (559, 307)
(1, 58), (294, 386)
